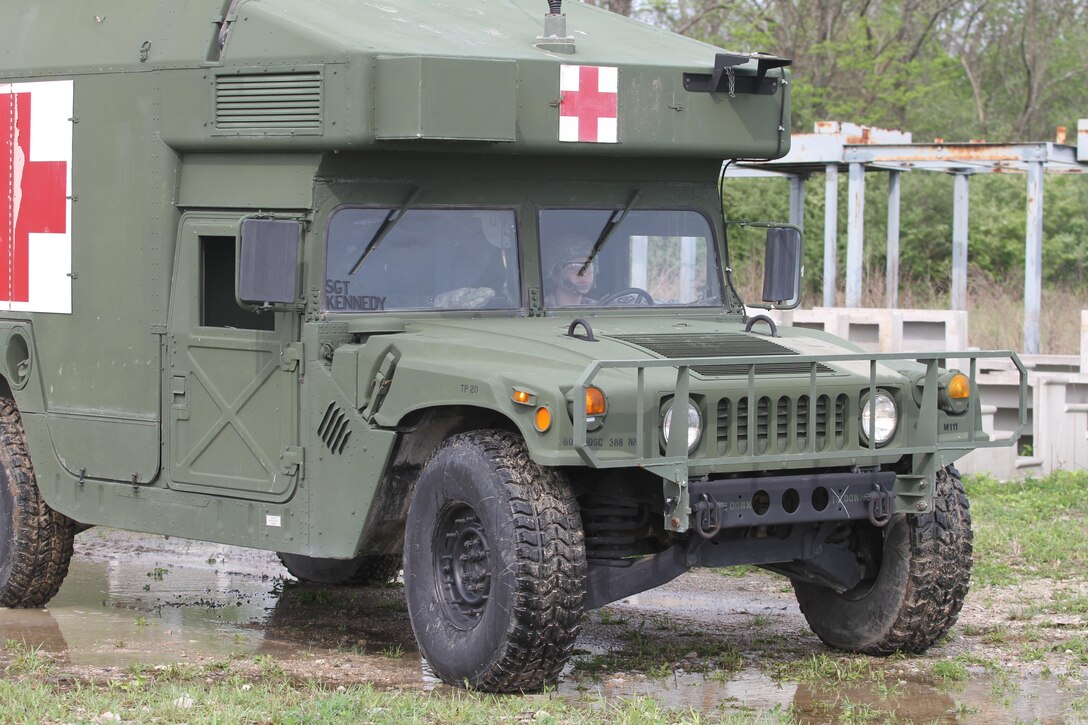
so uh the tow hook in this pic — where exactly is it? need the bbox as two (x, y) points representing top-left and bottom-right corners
(691, 492), (721, 540)
(863, 483), (894, 527)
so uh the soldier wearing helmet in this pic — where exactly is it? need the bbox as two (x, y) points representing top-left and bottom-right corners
(545, 241), (598, 307)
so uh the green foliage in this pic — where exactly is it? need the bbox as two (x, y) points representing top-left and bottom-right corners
(966, 471), (1088, 585)
(931, 660), (970, 682)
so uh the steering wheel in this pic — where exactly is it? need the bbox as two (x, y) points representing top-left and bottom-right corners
(598, 287), (654, 306)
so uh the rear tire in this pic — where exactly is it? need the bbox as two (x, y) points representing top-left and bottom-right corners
(404, 430), (586, 692)
(0, 396), (75, 608)
(792, 466), (972, 654)
(277, 552), (401, 586)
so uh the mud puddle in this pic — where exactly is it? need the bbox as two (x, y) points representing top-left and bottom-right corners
(2, 530), (1085, 723)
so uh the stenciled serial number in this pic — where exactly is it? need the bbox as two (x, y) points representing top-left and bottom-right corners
(562, 436), (638, 448)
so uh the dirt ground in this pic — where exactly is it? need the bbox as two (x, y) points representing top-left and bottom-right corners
(1, 529), (1085, 723)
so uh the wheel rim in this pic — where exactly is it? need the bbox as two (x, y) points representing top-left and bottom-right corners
(433, 503), (492, 629)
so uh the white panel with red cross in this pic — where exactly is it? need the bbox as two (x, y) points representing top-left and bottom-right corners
(558, 65), (619, 144)
(1, 80), (73, 314)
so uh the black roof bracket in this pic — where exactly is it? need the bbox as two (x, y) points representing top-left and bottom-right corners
(683, 53), (791, 95)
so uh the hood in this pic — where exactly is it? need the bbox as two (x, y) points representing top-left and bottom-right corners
(398, 314), (875, 380)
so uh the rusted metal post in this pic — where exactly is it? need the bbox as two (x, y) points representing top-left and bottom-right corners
(789, 174), (806, 232)
(823, 163), (838, 308)
(951, 172), (970, 311)
(886, 171), (901, 309)
(845, 162), (865, 308)
(1024, 161), (1044, 354)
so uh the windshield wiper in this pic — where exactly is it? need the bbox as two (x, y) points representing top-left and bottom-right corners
(348, 187), (422, 276)
(579, 189), (641, 277)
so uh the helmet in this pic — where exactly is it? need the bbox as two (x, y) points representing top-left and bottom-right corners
(548, 241), (595, 279)
(547, 240), (596, 298)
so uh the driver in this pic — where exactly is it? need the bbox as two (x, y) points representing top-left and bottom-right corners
(545, 242), (598, 307)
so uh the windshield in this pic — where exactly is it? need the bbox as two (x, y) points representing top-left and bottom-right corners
(539, 210), (721, 309)
(325, 208), (520, 312)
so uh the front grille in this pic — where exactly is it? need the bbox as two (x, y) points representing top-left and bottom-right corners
(717, 392), (852, 455)
(607, 333), (834, 377)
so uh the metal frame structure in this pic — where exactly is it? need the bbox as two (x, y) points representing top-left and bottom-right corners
(726, 125), (1088, 354)
(572, 349), (1027, 532)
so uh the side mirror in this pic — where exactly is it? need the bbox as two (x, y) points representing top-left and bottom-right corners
(760, 226), (802, 309)
(237, 218), (301, 307)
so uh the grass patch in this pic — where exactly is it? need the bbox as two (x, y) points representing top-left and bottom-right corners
(1054, 637), (1088, 665)
(930, 660), (969, 682)
(3, 640), (55, 675)
(965, 471), (1088, 585)
(771, 654), (877, 684)
(713, 565), (760, 578)
(0, 678), (713, 724)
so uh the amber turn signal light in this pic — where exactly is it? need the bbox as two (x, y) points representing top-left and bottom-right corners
(585, 386), (607, 416)
(512, 389), (534, 405)
(948, 373), (970, 399)
(534, 406), (552, 432)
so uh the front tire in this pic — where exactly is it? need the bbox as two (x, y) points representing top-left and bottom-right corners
(0, 396), (75, 608)
(404, 430), (586, 692)
(792, 466), (972, 654)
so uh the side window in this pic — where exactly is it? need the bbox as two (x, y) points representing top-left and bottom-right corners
(200, 236), (274, 330)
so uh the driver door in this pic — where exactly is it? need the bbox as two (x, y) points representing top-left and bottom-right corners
(166, 215), (301, 503)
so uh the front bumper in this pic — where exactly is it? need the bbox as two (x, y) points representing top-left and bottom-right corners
(572, 349), (1027, 532)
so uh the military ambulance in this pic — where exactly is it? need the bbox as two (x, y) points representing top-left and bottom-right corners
(0, 0), (1023, 691)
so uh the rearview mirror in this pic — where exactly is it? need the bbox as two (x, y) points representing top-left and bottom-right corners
(237, 218), (301, 307)
(760, 226), (802, 309)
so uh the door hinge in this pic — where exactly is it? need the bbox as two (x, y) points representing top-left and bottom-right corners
(280, 342), (303, 373)
(363, 352), (398, 422)
(280, 445), (304, 477)
(528, 287), (545, 317)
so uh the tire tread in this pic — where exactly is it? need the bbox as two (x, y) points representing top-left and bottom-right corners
(0, 395), (75, 608)
(794, 466), (972, 655)
(417, 430), (586, 692)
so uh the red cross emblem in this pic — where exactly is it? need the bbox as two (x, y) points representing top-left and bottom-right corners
(559, 65), (619, 144)
(2, 82), (72, 311)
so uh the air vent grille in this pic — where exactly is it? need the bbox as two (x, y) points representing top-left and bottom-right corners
(716, 392), (853, 455)
(215, 71), (322, 130)
(318, 402), (351, 455)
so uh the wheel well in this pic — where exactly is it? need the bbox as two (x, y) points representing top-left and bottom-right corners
(357, 406), (519, 556)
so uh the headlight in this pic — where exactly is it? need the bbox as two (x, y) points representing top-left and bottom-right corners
(860, 391), (898, 446)
(663, 400), (703, 452)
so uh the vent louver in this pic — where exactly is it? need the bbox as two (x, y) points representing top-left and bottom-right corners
(715, 392), (852, 456)
(215, 71), (322, 131)
(607, 333), (834, 377)
(318, 403), (351, 455)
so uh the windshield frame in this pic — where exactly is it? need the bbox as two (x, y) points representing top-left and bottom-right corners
(535, 205), (726, 312)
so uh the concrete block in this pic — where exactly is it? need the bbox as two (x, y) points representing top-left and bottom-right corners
(1081, 310), (1087, 373)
